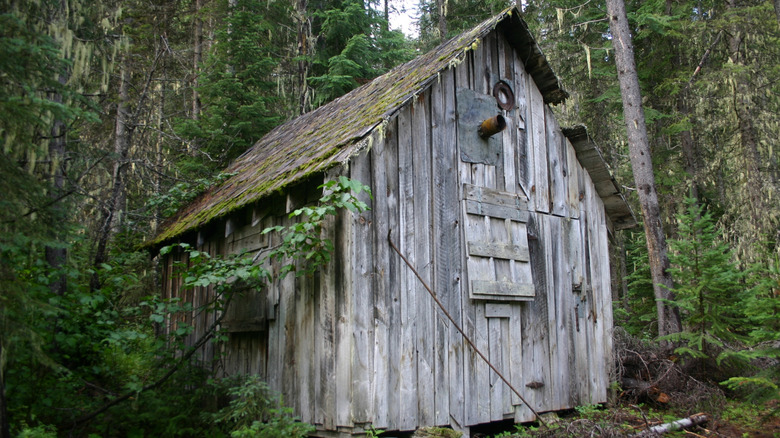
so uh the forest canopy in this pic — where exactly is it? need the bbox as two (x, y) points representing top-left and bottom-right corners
(0, 0), (777, 435)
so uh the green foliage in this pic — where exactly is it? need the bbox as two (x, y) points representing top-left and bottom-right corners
(171, 245), (269, 291)
(0, 13), (96, 160)
(365, 425), (385, 437)
(211, 375), (315, 438)
(721, 376), (779, 408)
(146, 172), (237, 218)
(2, 237), (166, 432)
(614, 229), (658, 338)
(573, 404), (602, 418)
(661, 197), (746, 359)
(308, 0), (413, 106)
(16, 424), (57, 438)
(718, 399), (779, 430)
(415, 0), (510, 47)
(176, 0), (290, 170)
(743, 252), (780, 344)
(413, 426), (461, 437)
(263, 176), (372, 277)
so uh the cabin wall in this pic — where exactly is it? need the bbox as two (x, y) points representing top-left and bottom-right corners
(159, 27), (615, 437)
(344, 29), (614, 432)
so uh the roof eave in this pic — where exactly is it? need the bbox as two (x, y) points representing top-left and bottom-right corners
(563, 125), (638, 231)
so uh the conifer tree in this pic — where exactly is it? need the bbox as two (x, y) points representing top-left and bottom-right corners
(176, 0), (290, 172)
(308, 0), (412, 106)
(665, 198), (745, 359)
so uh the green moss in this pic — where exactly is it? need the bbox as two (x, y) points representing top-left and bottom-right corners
(153, 6), (561, 246)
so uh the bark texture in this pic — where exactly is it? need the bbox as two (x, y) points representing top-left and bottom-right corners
(0, 343), (8, 438)
(437, 0), (447, 41)
(606, 0), (682, 337)
(93, 51), (131, 288)
(726, 0), (768, 235)
(774, 0), (780, 25)
(46, 73), (69, 297)
(192, 0), (202, 146)
(295, 0), (312, 114)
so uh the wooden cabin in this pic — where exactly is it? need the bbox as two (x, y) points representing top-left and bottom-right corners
(152, 7), (635, 437)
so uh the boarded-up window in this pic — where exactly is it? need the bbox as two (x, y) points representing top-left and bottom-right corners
(462, 183), (535, 301)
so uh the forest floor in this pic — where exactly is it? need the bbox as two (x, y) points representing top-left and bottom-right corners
(490, 399), (780, 437)
(451, 330), (780, 438)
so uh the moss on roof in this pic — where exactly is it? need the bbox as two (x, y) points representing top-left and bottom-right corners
(150, 7), (567, 246)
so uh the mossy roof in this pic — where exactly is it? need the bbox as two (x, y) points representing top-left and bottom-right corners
(150, 7), (567, 246)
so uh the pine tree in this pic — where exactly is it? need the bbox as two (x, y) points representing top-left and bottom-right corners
(664, 197), (745, 359)
(617, 229), (659, 338)
(308, 0), (413, 106)
(175, 0), (290, 172)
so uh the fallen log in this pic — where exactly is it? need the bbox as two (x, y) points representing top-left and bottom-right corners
(633, 413), (708, 437)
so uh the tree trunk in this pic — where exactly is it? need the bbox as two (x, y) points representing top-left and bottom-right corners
(606, 0), (682, 337)
(46, 72), (69, 297)
(192, 0), (202, 152)
(295, 0), (312, 114)
(726, 0), (767, 238)
(383, 0), (389, 31)
(93, 50), (132, 288)
(437, 0), (447, 41)
(0, 343), (8, 438)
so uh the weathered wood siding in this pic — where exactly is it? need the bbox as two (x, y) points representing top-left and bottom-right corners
(338, 30), (613, 430)
(160, 27), (615, 437)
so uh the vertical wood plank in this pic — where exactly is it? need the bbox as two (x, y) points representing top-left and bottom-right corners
(512, 57), (530, 198)
(498, 33), (517, 196)
(397, 102), (419, 430)
(528, 74), (548, 213)
(412, 91), (436, 427)
(431, 67), (462, 428)
(384, 117), (402, 429)
(280, 251), (298, 410)
(335, 200), (354, 427)
(581, 177), (601, 404)
(520, 213), (552, 414)
(590, 182), (611, 404)
(474, 296), (490, 423)
(568, 214), (591, 404)
(452, 62), (471, 430)
(566, 138), (581, 218)
(484, 33), (505, 187)
(500, 317), (513, 415)
(460, 49), (488, 427)
(317, 183), (337, 428)
(350, 148), (374, 424)
(488, 316), (504, 421)
(509, 303), (525, 416)
(371, 122), (391, 430)
(474, 34), (490, 94)
(546, 107), (567, 217)
(599, 205), (614, 406)
(296, 272), (316, 423)
(540, 215), (560, 410)
(550, 216), (576, 410)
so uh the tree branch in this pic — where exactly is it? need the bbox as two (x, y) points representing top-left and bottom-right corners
(72, 294), (231, 426)
(683, 30), (723, 93)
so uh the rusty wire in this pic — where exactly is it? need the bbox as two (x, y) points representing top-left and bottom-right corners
(387, 230), (548, 429)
